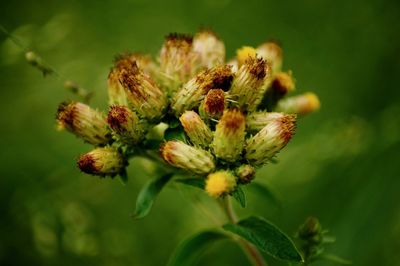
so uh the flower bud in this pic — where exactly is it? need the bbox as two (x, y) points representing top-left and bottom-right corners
(212, 109), (246, 162)
(298, 217), (322, 239)
(159, 33), (198, 93)
(119, 61), (167, 121)
(205, 171), (237, 197)
(256, 41), (283, 73)
(276, 92), (320, 115)
(235, 164), (256, 184)
(193, 29), (225, 68)
(107, 105), (146, 144)
(271, 71), (295, 95)
(56, 101), (111, 145)
(114, 52), (158, 77)
(246, 112), (286, 132)
(179, 111), (213, 148)
(171, 65), (233, 116)
(229, 57), (271, 111)
(77, 147), (125, 177)
(199, 89), (226, 120)
(160, 141), (215, 174)
(108, 56), (133, 106)
(260, 71), (296, 111)
(246, 114), (296, 166)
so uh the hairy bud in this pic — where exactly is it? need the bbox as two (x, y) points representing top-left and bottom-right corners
(199, 89), (226, 120)
(172, 65), (233, 116)
(108, 56), (133, 106)
(256, 41), (283, 73)
(246, 112), (286, 132)
(159, 33), (198, 93)
(107, 105), (146, 144)
(246, 114), (296, 165)
(114, 52), (158, 77)
(77, 147), (125, 177)
(235, 164), (256, 184)
(205, 171), (237, 197)
(179, 111), (213, 148)
(193, 30), (225, 68)
(119, 61), (167, 121)
(276, 92), (320, 115)
(56, 101), (110, 145)
(229, 57), (271, 111)
(160, 141), (215, 174)
(260, 71), (296, 110)
(271, 71), (295, 94)
(212, 109), (246, 162)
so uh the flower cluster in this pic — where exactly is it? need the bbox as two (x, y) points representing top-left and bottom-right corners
(56, 30), (320, 198)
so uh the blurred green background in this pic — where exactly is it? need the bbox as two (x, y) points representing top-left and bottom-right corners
(1, 0), (400, 265)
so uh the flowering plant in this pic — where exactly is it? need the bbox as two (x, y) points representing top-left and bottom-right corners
(20, 28), (349, 265)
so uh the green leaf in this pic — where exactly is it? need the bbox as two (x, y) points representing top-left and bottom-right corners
(168, 118), (181, 129)
(175, 178), (205, 189)
(164, 125), (186, 142)
(223, 216), (303, 262)
(143, 139), (163, 150)
(231, 186), (246, 208)
(249, 182), (281, 207)
(168, 231), (227, 266)
(131, 173), (173, 219)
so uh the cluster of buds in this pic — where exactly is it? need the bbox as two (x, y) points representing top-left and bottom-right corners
(56, 29), (320, 197)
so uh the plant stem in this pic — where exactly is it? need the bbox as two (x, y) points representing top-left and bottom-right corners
(221, 197), (268, 266)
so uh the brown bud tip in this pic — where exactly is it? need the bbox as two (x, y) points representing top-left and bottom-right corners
(165, 33), (193, 46)
(256, 41), (283, 72)
(271, 72), (295, 95)
(78, 153), (99, 175)
(246, 57), (269, 80)
(56, 101), (75, 129)
(196, 65), (234, 92)
(107, 105), (129, 132)
(277, 114), (297, 143)
(118, 62), (142, 92)
(203, 89), (225, 117)
(220, 108), (246, 135)
(159, 141), (177, 165)
(77, 147), (125, 177)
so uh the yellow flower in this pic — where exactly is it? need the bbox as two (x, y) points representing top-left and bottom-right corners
(205, 171), (237, 197)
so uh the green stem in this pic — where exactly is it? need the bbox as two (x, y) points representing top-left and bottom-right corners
(221, 197), (268, 266)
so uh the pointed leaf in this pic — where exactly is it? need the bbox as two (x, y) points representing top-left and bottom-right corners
(231, 186), (246, 208)
(175, 178), (205, 189)
(168, 231), (227, 266)
(164, 125), (186, 142)
(132, 173), (173, 219)
(223, 216), (303, 262)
